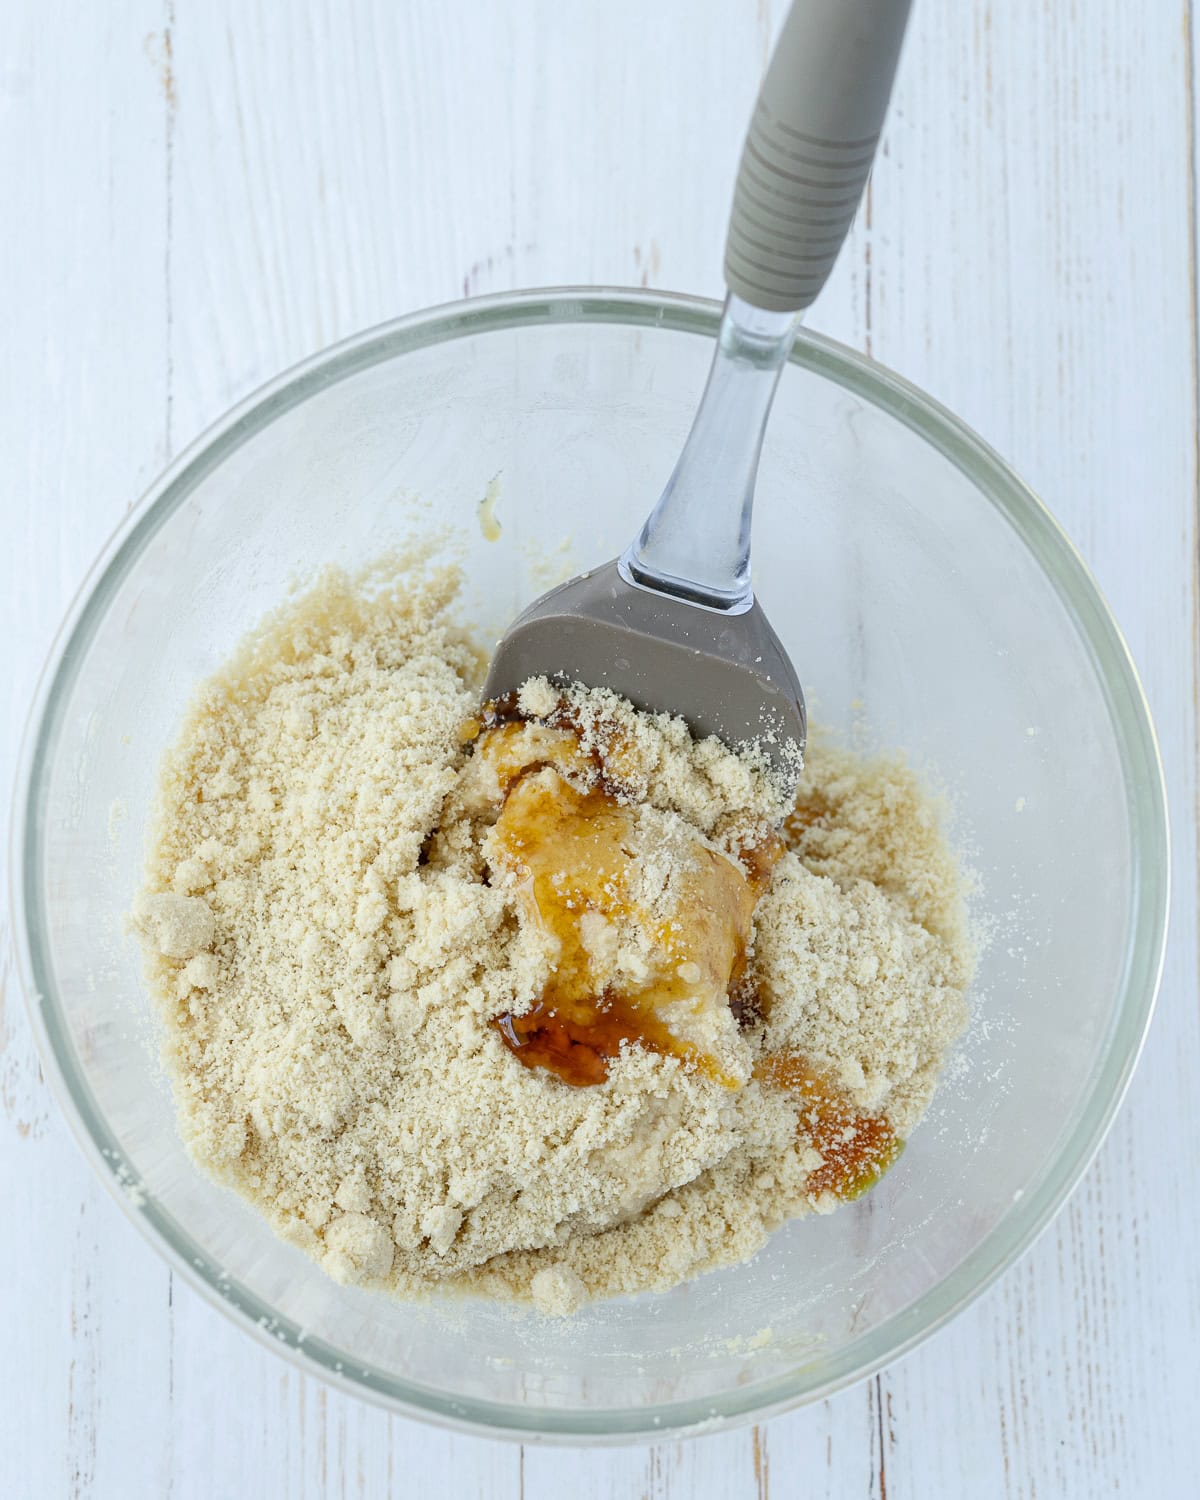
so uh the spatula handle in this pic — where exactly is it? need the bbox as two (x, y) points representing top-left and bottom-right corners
(724, 0), (912, 313)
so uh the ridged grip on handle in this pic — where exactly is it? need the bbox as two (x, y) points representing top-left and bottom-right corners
(724, 0), (912, 312)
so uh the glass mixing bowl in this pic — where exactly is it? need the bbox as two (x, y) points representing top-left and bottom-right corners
(12, 290), (1168, 1442)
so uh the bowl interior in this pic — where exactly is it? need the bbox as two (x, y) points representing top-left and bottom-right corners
(17, 292), (1166, 1439)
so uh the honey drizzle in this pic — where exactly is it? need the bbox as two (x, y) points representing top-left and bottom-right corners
(489, 768), (755, 1086)
(476, 704), (899, 1196)
(479, 707), (777, 1089)
(754, 1051), (902, 1200)
(496, 991), (699, 1087)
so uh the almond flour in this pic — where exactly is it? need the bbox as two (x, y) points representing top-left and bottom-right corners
(133, 555), (972, 1312)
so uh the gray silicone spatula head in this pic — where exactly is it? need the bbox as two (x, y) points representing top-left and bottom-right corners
(483, 561), (806, 780)
(483, 0), (911, 788)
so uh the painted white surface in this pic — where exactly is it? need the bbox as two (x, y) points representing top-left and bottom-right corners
(1, 1), (1196, 1494)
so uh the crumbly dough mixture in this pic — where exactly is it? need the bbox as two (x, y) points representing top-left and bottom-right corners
(134, 557), (972, 1313)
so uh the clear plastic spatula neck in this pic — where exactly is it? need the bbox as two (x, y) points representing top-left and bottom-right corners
(618, 295), (799, 616)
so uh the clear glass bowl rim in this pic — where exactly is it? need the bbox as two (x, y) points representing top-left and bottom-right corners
(10, 287), (1170, 1444)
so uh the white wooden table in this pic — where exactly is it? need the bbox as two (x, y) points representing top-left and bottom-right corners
(3, 2), (1197, 1494)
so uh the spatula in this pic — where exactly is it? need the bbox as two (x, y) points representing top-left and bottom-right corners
(484, 0), (912, 786)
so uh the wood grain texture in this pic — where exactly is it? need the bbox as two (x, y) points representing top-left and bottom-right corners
(1, 0), (1196, 1495)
